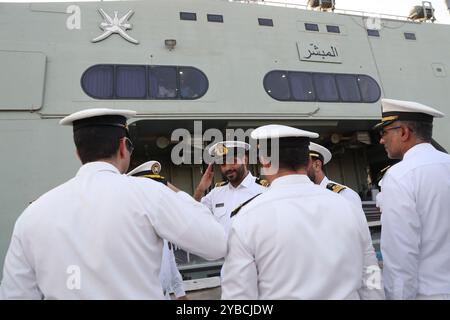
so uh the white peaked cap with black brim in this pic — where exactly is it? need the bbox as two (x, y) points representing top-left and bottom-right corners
(309, 142), (332, 165)
(251, 124), (319, 140)
(60, 108), (136, 129)
(208, 141), (251, 157)
(127, 161), (162, 177)
(374, 98), (444, 130)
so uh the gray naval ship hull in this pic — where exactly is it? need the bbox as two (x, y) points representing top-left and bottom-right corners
(1, 0), (449, 293)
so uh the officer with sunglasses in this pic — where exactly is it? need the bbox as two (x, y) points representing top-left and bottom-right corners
(374, 98), (450, 300)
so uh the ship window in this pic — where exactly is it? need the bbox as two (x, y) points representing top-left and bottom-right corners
(116, 65), (147, 99)
(336, 74), (361, 102)
(289, 72), (315, 101)
(149, 66), (178, 99)
(264, 71), (290, 100)
(258, 18), (274, 27)
(179, 67), (209, 99)
(367, 29), (380, 37)
(305, 23), (319, 32)
(264, 71), (381, 103)
(313, 73), (339, 102)
(180, 12), (197, 21)
(404, 32), (416, 40)
(207, 14), (224, 23)
(326, 25), (340, 33)
(82, 64), (208, 100)
(357, 75), (381, 103)
(81, 65), (114, 99)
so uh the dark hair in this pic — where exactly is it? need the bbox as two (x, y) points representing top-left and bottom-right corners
(263, 137), (310, 171)
(74, 126), (125, 164)
(278, 146), (310, 171)
(400, 121), (433, 143)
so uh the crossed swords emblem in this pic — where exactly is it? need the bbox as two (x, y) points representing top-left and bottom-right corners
(92, 9), (139, 44)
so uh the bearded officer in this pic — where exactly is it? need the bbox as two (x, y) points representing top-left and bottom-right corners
(307, 142), (362, 208)
(375, 98), (450, 300)
(0, 108), (226, 299)
(127, 160), (187, 300)
(221, 125), (384, 300)
(193, 141), (268, 234)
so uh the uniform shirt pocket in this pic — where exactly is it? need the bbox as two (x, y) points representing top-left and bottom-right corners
(213, 203), (227, 219)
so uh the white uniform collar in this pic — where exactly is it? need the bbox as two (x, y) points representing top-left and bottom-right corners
(229, 172), (254, 189)
(270, 174), (313, 188)
(403, 143), (435, 160)
(319, 176), (330, 188)
(76, 161), (121, 177)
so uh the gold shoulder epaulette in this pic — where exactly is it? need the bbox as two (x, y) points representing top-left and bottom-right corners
(230, 194), (262, 218)
(326, 182), (346, 194)
(215, 181), (229, 187)
(143, 174), (165, 180)
(255, 177), (270, 187)
(143, 174), (167, 185)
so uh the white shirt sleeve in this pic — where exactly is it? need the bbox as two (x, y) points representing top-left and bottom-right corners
(380, 175), (421, 299)
(221, 223), (258, 300)
(142, 182), (227, 261)
(200, 189), (213, 212)
(160, 240), (185, 298)
(167, 245), (185, 298)
(0, 218), (43, 300)
(163, 240), (186, 298)
(355, 206), (385, 300)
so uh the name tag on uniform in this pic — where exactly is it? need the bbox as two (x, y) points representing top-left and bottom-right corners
(215, 203), (225, 208)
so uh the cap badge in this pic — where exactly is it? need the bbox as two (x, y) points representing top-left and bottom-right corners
(215, 144), (229, 157)
(151, 163), (161, 174)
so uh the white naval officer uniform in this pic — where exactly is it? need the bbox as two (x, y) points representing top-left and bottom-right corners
(221, 124), (384, 300)
(160, 240), (185, 299)
(309, 142), (362, 208)
(0, 162), (226, 300)
(200, 172), (267, 234)
(0, 108), (226, 300)
(375, 98), (450, 300)
(221, 175), (384, 300)
(380, 143), (450, 300)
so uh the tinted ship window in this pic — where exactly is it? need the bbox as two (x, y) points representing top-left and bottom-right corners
(82, 65), (208, 100)
(305, 23), (319, 31)
(326, 25), (340, 33)
(313, 73), (339, 102)
(179, 67), (209, 99)
(116, 65), (147, 99)
(289, 72), (315, 101)
(149, 66), (178, 99)
(367, 29), (380, 37)
(404, 32), (416, 40)
(81, 65), (114, 99)
(357, 75), (381, 103)
(258, 18), (274, 27)
(207, 14), (224, 23)
(264, 71), (290, 101)
(264, 71), (381, 103)
(336, 74), (361, 102)
(180, 12), (197, 21)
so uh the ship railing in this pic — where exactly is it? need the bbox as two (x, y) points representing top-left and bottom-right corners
(229, 0), (411, 22)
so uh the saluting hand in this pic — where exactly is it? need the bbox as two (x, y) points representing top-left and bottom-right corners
(194, 164), (214, 201)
